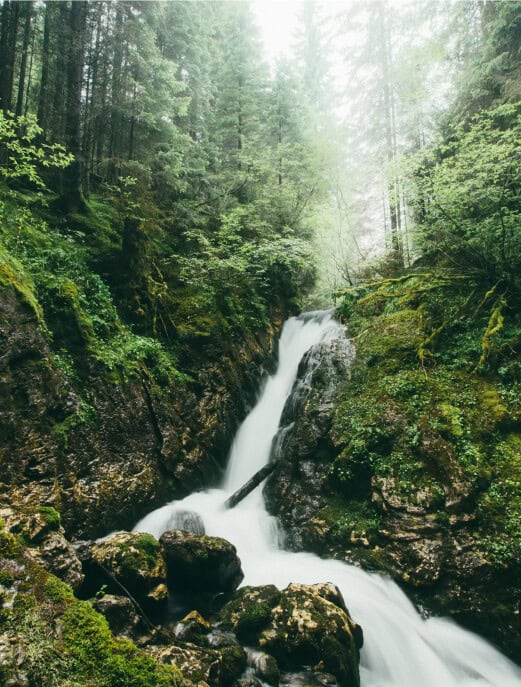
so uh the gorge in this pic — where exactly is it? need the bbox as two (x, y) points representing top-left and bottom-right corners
(134, 312), (521, 687)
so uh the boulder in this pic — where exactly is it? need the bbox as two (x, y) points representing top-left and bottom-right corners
(174, 609), (211, 643)
(92, 594), (144, 640)
(37, 531), (84, 590)
(90, 532), (167, 611)
(159, 530), (244, 594)
(149, 642), (246, 687)
(219, 583), (362, 687)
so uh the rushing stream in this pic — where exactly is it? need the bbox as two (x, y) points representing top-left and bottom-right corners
(135, 312), (521, 687)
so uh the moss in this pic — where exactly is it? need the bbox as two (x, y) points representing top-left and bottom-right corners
(131, 533), (161, 570)
(38, 506), (61, 531)
(479, 389), (508, 427)
(221, 585), (281, 641)
(0, 244), (43, 321)
(219, 645), (247, 686)
(5, 551), (181, 687)
(0, 569), (16, 586)
(318, 498), (382, 544)
(0, 528), (22, 558)
(44, 574), (75, 603)
(438, 403), (464, 438)
(53, 400), (97, 448)
(57, 278), (97, 349)
(355, 308), (421, 372)
(61, 601), (181, 687)
(235, 603), (273, 640)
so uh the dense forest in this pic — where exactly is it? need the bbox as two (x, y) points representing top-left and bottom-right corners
(0, 1), (520, 686)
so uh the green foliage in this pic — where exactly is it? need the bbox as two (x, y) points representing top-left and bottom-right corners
(0, 112), (72, 188)
(412, 102), (521, 286)
(319, 498), (382, 545)
(0, 190), (188, 388)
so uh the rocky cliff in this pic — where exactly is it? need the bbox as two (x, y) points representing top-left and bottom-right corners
(0, 274), (279, 539)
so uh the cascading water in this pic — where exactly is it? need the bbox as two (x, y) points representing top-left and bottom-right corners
(135, 312), (521, 687)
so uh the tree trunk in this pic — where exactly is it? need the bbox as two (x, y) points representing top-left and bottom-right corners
(0, 0), (12, 112)
(108, 2), (123, 182)
(52, 3), (70, 144)
(376, 0), (403, 264)
(84, 2), (103, 181)
(37, 1), (51, 130)
(0, 0), (20, 113)
(15, 2), (33, 117)
(224, 463), (278, 509)
(62, 0), (88, 213)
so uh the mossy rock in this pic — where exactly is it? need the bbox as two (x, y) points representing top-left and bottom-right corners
(90, 532), (168, 611)
(159, 530), (244, 594)
(0, 530), (182, 687)
(220, 585), (281, 642)
(0, 245), (42, 321)
(219, 583), (362, 687)
(355, 308), (421, 372)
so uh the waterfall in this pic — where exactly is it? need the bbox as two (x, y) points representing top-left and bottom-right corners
(134, 312), (521, 687)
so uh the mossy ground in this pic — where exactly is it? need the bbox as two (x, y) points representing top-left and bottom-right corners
(328, 273), (521, 567)
(0, 522), (183, 687)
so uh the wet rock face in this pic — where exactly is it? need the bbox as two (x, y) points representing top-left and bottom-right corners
(159, 529), (244, 594)
(218, 583), (362, 687)
(89, 532), (168, 612)
(264, 336), (355, 550)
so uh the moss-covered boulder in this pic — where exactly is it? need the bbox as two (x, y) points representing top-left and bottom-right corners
(90, 532), (168, 611)
(219, 583), (362, 687)
(159, 530), (244, 594)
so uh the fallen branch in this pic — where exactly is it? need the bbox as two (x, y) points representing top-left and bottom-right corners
(224, 462), (278, 509)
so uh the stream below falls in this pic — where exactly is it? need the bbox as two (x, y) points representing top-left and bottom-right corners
(134, 311), (521, 687)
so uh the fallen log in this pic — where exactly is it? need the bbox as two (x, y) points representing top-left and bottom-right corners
(224, 462), (277, 509)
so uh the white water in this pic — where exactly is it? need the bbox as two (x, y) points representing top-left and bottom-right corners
(135, 312), (521, 687)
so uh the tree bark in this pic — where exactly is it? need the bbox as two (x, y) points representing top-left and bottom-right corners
(52, 3), (70, 143)
(62, 0), (88, 212)
(108, 2), (123, 182)
(15, 2), (33, 117)
(0, 0), (20, 113)
(376, 0), (403, 263)
(37, 1), (51, 130)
